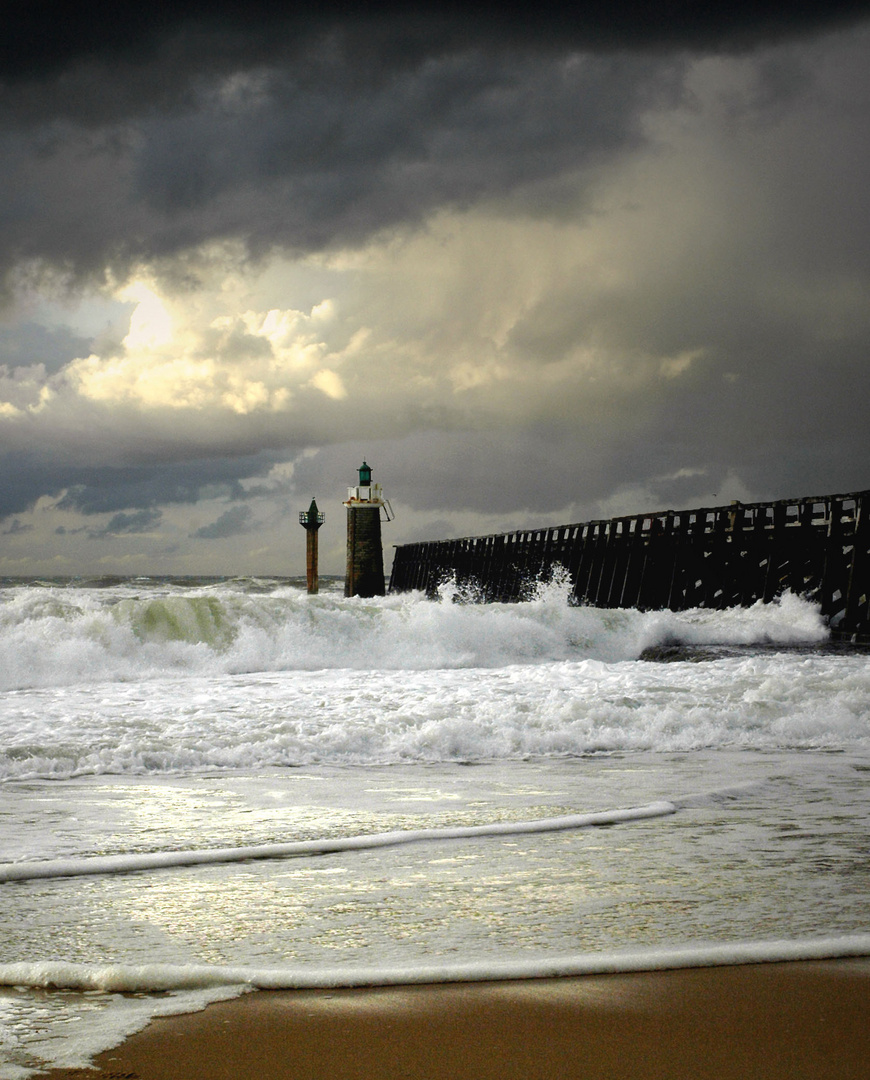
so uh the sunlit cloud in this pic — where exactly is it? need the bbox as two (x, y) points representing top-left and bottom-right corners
(308, 369), (347, 400)
(119, 280), (173, 350)
(56, 278), (346, 417)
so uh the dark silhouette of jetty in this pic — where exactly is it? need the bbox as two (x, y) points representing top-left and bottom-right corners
(389, 489), (869, 641)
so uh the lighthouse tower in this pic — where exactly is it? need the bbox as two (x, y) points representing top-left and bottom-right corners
(344, 461), (392, 597)
(298, 497), (324, 594)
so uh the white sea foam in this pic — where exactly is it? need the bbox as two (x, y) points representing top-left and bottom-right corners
(0, 801), (677, 881)
(0, 982), (247, 1080)
(1, 934), (869, 994)
(1, 647), (867, 780)
(3, 935), (868, 1080)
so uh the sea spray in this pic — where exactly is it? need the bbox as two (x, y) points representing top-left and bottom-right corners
(0, 579), (829, 693)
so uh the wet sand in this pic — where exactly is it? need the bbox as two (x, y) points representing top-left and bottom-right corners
(36, 960), (870, 1080)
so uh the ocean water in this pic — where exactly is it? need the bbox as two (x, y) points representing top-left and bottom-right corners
(0, 575), (869, 1077)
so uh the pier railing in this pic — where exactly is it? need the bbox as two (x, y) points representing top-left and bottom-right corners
(388, 489), (870, 640)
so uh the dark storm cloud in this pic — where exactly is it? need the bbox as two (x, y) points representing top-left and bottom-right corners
(0, 53), (681, 291)
(1, 1), (868, 292)
(191, 504), (253, 539)
(4, 2), (868, 88)
(129, 53), (677, 252)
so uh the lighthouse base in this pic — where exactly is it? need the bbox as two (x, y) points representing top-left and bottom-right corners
(345, 506), (385, 597)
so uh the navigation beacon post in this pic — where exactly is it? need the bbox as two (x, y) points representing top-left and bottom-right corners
(298, 497), (325, 594)
(343, 461), (393, 597)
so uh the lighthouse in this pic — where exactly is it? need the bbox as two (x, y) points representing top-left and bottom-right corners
(299, 498), (325, 594)
(344, 461), (392, 597)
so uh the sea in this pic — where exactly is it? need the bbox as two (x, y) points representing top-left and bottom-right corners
(0, 573), (869, 1077)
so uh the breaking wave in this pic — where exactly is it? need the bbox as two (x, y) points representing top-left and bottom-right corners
(0, 578), (829, 692)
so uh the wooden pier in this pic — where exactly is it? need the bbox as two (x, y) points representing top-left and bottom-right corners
(388, 489), (870, 640)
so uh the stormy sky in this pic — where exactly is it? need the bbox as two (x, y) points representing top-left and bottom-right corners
(1, 1), (868, 576)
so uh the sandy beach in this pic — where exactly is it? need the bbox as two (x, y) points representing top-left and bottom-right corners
(35, 959), (870, 1080)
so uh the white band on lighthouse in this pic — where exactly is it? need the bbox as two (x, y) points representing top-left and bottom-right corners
(344, 482), (384, 505)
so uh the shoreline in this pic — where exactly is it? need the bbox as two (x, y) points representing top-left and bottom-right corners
(35, 958), (870, 1080)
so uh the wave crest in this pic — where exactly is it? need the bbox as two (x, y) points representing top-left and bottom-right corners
(0, 581), (830, 692)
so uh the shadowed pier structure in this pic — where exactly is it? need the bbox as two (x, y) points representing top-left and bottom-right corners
(389, 489), (870, 640)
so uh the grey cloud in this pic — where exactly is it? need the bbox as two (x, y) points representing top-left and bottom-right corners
(191, 504), (253, 539)
(0, 451), (283, 520)
(54, 459), (269, 516)
(0, 322), (92, 374)
(1, 518), (33, 535)
(290, 432), (657, 519)
(91, 508), (163, 537)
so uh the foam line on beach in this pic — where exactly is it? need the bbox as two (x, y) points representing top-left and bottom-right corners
(0, 800), (677, 883)
(1, 935), (869, 993)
